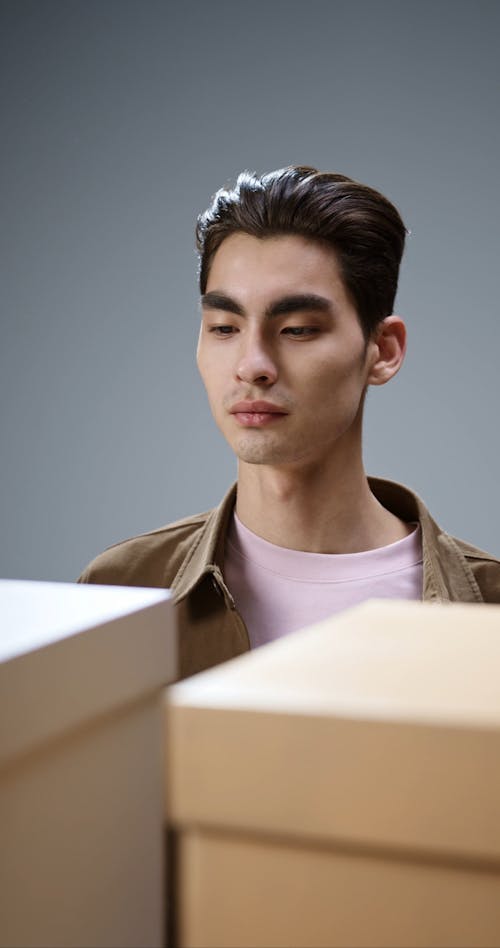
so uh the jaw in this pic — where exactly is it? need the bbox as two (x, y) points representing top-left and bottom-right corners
(235, 422), (365, 485)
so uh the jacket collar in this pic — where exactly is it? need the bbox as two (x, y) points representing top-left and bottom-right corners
(172, 483), (238, 602)
(367, 478), (482, 603)
(173, 478), (483, 605)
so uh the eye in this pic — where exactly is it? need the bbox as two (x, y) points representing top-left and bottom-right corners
(208, 325), (238, 336)
(281, 326), (320, 337)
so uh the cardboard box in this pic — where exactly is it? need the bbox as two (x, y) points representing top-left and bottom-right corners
(0, 579), (176, 948)
(166, 600), (500, 948)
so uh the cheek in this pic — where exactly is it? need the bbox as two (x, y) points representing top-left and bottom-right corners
(304, 352), (366, 412)
(195, 338), (206, 382)
(196, 337), (214, 380)
(198, 339), (238, 392)
(197, 355), (226, 416)
(196, 353), (214, 402)
(196, 352), (207, 388)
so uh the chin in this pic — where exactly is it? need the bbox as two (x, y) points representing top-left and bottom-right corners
(234, 436), (306, 466)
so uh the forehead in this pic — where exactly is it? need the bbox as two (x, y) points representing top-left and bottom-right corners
(206, 232), (349, 302)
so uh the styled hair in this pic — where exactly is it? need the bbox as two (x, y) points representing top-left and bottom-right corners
(196, 166), (407, 339)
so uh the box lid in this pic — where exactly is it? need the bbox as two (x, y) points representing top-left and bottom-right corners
(1, 579), (176, 766)
(167, 600), (500, 864)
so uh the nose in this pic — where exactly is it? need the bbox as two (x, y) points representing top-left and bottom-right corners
(235, 330), (278, 386)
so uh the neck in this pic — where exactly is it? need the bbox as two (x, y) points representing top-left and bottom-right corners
(235, 452), (410, 554)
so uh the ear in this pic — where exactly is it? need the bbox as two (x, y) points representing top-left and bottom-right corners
(366, 315), (407, 387)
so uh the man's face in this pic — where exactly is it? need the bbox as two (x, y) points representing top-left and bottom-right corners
(197, 232), (378, 469)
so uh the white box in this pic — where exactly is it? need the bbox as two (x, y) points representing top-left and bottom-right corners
(0, 579), (177, 948)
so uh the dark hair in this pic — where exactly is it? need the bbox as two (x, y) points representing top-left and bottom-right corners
(196, 166), (407, 339)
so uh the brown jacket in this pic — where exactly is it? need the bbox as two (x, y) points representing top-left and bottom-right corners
(78, 478), (500, 681)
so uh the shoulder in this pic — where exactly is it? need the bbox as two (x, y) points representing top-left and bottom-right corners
(450, 535), (500, 603)
(452, 536), (500, 564)
(78, 508), (213, 589)
(368, 476), (500, 604)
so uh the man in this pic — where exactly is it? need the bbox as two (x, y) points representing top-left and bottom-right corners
(79, 166), (500, 679)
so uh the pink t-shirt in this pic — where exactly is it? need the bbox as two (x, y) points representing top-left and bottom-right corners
(224, 513), (423, 649)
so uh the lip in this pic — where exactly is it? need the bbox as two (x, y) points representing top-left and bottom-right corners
(229, 401), (288, 414)
(229, 400), (289, 429)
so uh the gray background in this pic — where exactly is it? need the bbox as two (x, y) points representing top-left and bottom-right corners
(1, 0), (499, 582)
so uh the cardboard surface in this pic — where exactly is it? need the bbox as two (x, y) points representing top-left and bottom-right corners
(179, 828), (500, 948)
(167, 600), (500, 862)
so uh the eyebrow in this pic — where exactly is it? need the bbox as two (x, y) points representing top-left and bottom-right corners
(200, 291), (335, 319)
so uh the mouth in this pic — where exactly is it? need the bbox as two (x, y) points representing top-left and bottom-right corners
(229, 400), (289, 428)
